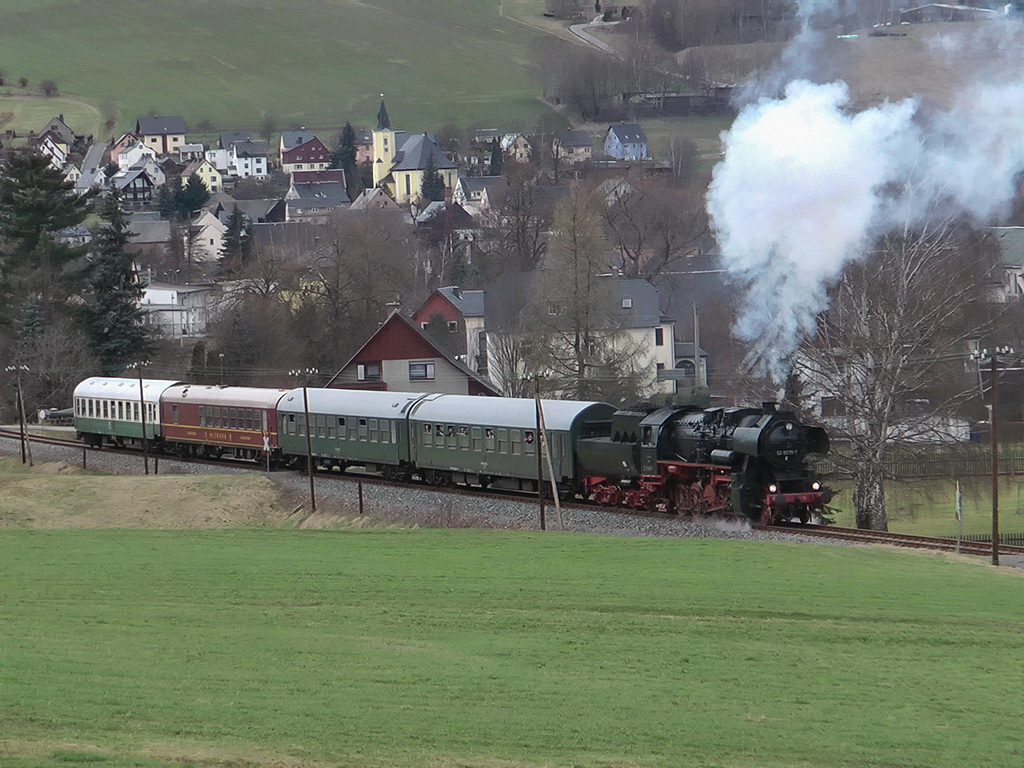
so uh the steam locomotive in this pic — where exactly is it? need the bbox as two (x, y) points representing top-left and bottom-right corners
(73, 377), (831, 525)
(576, 402), (831, 524)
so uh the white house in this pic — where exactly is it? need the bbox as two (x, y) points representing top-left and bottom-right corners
(140, 282), (221, 339)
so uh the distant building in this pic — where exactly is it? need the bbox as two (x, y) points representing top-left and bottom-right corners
(135, 116), (187, 155)
(371, 98), (458, 205)
(604, 123), (649, 161)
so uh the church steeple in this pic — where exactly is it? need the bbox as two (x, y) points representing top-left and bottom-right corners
(376, 95), (390, 131)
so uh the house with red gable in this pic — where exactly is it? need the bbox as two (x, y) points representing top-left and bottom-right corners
(280, 130), (330, 174)
(412, 286), (487, 377)
(325, 311), (499, 395)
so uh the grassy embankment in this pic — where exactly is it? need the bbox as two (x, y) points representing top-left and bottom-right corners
(0, 460), (1023, 768)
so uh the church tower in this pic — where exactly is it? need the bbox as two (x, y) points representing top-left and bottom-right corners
(372, 96), (396, 187)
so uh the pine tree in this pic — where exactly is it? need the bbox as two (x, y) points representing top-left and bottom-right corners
(0, 151), (92, 320)
(330, 122), (357, 172)
(420, 152), (445, 202)
(218, 205), (252, 276)
(179, 175), (210, 216)
(81, 189), (150, 374)
(488, 138), (503, 175)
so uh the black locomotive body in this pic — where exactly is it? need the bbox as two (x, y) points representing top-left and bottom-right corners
(575, 402), (831, 524)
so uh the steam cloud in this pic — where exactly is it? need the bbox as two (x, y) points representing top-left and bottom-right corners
(707, 2), (1024, 381)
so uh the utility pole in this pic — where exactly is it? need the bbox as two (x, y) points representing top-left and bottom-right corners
(534, 377), (546, 531)
(127, 361), (152, 475)
(290, 367), (319, 512)
(5, 365), (31, 466)
(972, 346), (1013, 566)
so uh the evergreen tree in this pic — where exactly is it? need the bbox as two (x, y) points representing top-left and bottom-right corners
(420, 152), (445, 202)
(488, 138), (503, 175)
(81, 189), (150, 374)
(330, 122), (358, 172)
(156, 179), (180, 219)
(0, 151), (92, 319)
(218, 205), (252, 276)
(179, 175), (211, 216)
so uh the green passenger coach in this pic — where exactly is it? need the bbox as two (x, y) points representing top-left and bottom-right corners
(407, 395), (615, 493)
(276, 389), (429, 475)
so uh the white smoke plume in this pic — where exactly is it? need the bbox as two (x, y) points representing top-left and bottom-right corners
(707, 3), (1024, 382)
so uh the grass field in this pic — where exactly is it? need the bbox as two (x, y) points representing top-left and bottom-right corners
(1, 528), (1022, 768)
(828, 476), (1024, 537)
(0, 0), (555, 135)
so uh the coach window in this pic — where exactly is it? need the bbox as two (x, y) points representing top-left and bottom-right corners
(212, 406), (220, 427)
(229, 409), (237, 429)
(369, 418), (378, 442)
(358, 418), (368, 439)
(423, 423), (432, 446)
(338, 417), (346, 439)
(459, 425), (469, 450)
(472, 427), (482, 451)
(297, 413), (306, 437)
(524, 431), (536, 455)
(287, 414), (296, 435)
(171, 404), (179, 425)
(254, 410), (263, 433)
(317, 414), (326, 437)
(497, 428), (508, 454)
(328, 417), (336, 439)
(117, 401), (124, 420)
(132, 403), (139, 422)
(511, 429), (521, 455)
(484, 428), (495, 452)
(246, 410), (253, 431)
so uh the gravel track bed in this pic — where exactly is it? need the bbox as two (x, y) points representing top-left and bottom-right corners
(0, 434), (846, 545)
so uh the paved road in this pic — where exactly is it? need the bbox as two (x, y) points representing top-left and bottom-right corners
(568, 16), (623, 59)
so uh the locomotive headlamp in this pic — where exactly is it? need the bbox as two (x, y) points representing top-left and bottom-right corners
(811, 481), (821, 491)
(785, 422), (793, 431)
(768, 483), (778, 493)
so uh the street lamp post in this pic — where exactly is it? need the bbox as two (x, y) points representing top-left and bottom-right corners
(971, 346), (1013, 566)
(289, 367), (319, 512)
(218, 353), (225, 386)
(126, 361), (152, 476)
(5, 365), (31, 465)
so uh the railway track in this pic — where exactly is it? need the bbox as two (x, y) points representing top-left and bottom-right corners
(762, 522), (1024, 557)
(5, 427), (1023, 558)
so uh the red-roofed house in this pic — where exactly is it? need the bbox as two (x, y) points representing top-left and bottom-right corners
(325, 311), (498, 395)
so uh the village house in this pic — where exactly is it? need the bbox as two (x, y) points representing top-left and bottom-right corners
(135, 116), (188, 156)
(181, 158), (223, 193)
(139, 282), (221, 339)
(553, 130), (593, 164)
(280, 130), (330, 174)
(285, 168), (349, 221)
(483, 273), (676, 397)
(325, 310), (499, 395)
(501, 132), (533, 163)
(604, 123), (649, 161)
(412, 286), (489, 377)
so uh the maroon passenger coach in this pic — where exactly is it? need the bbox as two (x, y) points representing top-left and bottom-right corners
(159, 384), (289, 460)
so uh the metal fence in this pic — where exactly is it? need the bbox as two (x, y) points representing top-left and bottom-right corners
(946, 532), (1024, 546)
(813, 447), (1024, 480)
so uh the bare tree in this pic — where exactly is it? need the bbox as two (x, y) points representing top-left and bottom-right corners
(600, 176), (707, 280)
(795, 219), (996, 530)
(526, 186), (653, 403)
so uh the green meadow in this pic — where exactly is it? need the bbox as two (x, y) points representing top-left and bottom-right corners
(1, 528), (1021, 768)
(0, 0), (553, 134)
